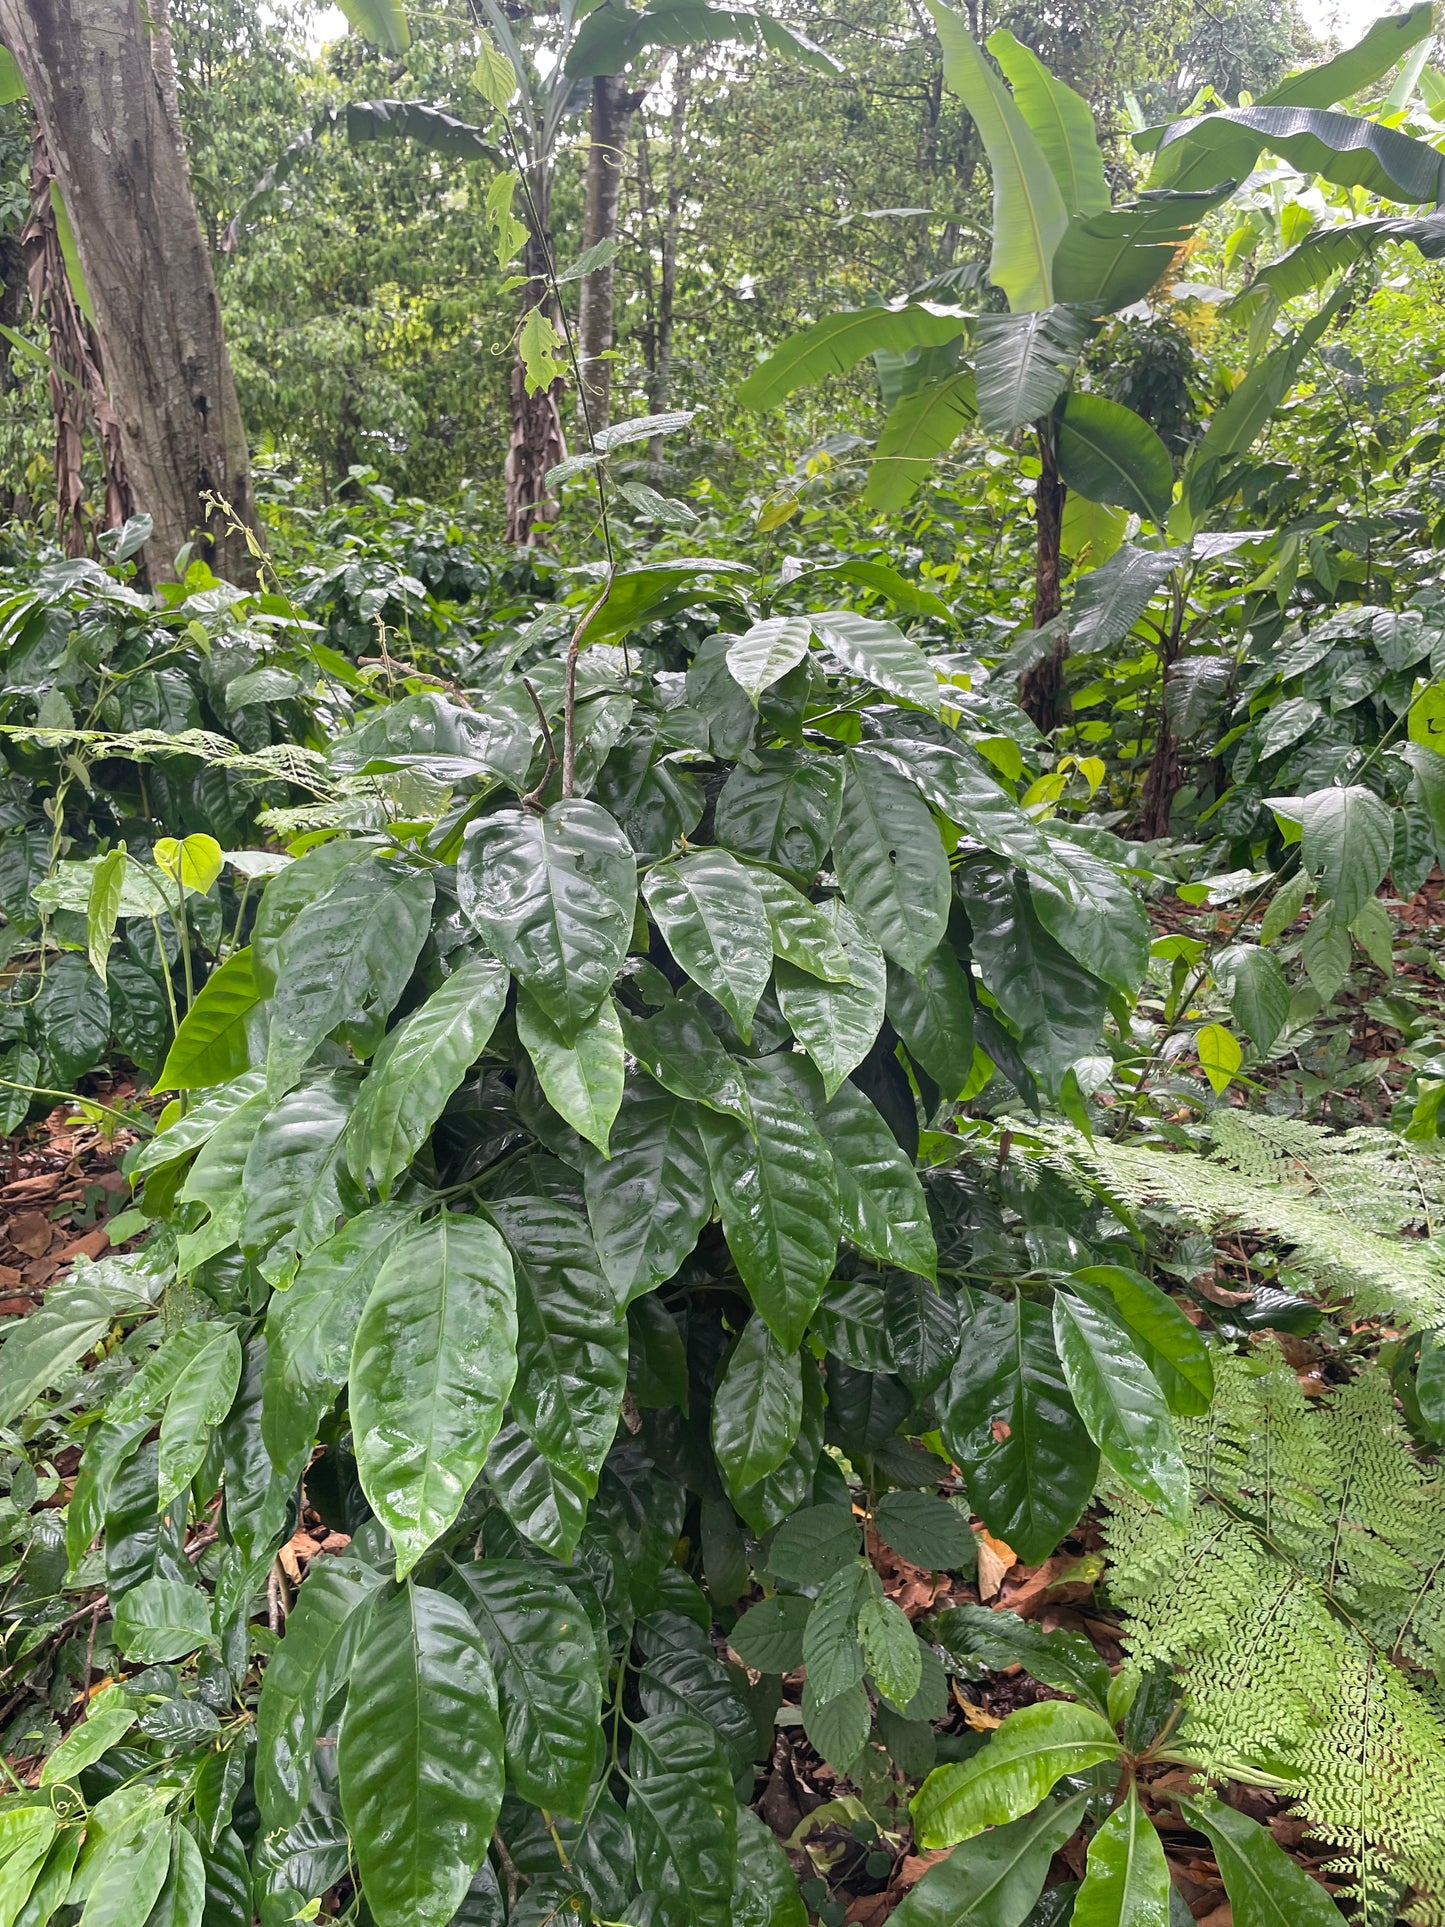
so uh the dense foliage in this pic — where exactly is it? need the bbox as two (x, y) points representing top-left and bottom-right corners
(10, 3), (1445, 1927)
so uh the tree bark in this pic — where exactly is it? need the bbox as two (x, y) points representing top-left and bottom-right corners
(1019, 427), (1069, 731)
(577, 75), (642, 433)
(22, 131), (135, 556)
(646, 60), (689, 479)
(0, 0), (256, 583)
(504, 220), (567, 548)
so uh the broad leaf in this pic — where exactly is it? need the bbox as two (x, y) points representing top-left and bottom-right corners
(485, 1420), (590, 1560)
(1298, 784), (1393, 924)
(346, 956), (508, 1193)
(712, 1316), (803, 1493)
(516, 986), (624, 1154)
(1178, 1799), (1346, 1927)
(157, 949), (262, 1091)
(1067, 544), (1185, 657)
(620, 1001), (751, 1121)
(241, 1072), (358, 1281)
(458, 801), (636, 1042)
(486, 1195), (626, 1493)
(350, 1212), (518, 1576)
(642, 850), (772, 1039)
(1053, 1291), (1189, 1521)
(975, 306), (1091, 437)
(627, 1714), (737, 1927)
(889, 1792), (1091, 1927)
(811, 611), (940, 714)
(1070, 1266), (1213, 1416)
(1073, 1787), (1170, 1927)
(581, 1074), (712, 1302)
(256, 1556), (385, 1829)
(112, 1575), (213, 1663)
(1212, 943), (1289, 1054)
(726, 616), (813, 704)
(266, 856), (435, 1098)
(1146, 103), (1445, 203)
(1057, 394), (1173, 525)
(987, 32), (1108, 216)
(745, 865), (852, 981)
(887, 950), (975, 1096)
(833, 749), (950, 974)
(939, 1294), (1097, 1561)
(873, 1491), (974, 1570)
(911, 1701), (1120, 1848)
(1264, 2), (1432, 107)
(338, 1582), (504, 1927)
(737, 305), (967, 409)
(1052, 187), (1234, 310)
(774, 899), (887, 1098)
(865, 372), (979, 511)
(714, 748), (844, 878)
(702, 1060), (840, 1350)
(924, 0), (1068, 311)
(156, 1325), (242, 1508)
(0, 1281), (124, 1427)
(336, 0), (410, 54)
(454, 1560), (602, 1818)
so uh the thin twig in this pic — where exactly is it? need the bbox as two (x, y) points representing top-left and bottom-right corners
(562, 584), (614, 798)
(518, 677), (559, 812)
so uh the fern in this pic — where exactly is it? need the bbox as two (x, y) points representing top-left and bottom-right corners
(1041, 1119), (1445, 1326)
(1102, 1350), (1445, 1923)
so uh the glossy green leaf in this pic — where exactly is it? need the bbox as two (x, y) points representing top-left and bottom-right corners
(1073, 1787), (1170, 1927)
(0, 1811), (58, 1927)
(702, 1061), (840, 1350)
(620, 1001), (751, 1120)
(974, 306), (1091, 437)
(864, 740), (1074, 892)
(626, 1714), (737, 1927)
(745, 865), (852, 981)
(85, 848), (126, 985)
(712, 1316), (803, 1492)
(734, 1806), (808, 1927)
(889, 1792), (1091, 1927)
(77, 1815), (173, 1927)
(346, 956), (509, 1193)
(726, 616), (814, 704)
(1057, 394), (1173, 525)
(486, 1194), (626, 1492)
(768, 1052), (936, 1277)
(642, 849), (772, 1040)
(581, 1073), (712, 1302)
(1053, 1291), (1189, 1521)
(737, 305), (968, 410)
(1212, 943), (1290, 1055)
(458, 802), (636, 1042)
(1070, 1267), (1213, 1416)
(888, 949), (975, 1097)
(34, 953), (109, 1086)
(988, 31), (1108, 215)
(256, 1554), (385, 1830)
(911, 1701), (1120, 1848)
(517, 985), (624, 1153)
(1146, 102), (1445, 203)
(39, 1702), (137, 1787)
(261, 1203), (415, 1476)
(775, 899), (887, 1098)
(112, 1576), (214, 1663)
(939, 1294), (1097, 1562)
(338, 1582), (504, 1927)
(1053, 185), (1239, 310)
(924, 0), (1068, 311)
(484, 1420), (590, 1559)
(812, 609), (940, 714)
(713, 748), (844, 878)
(0, 1280), (122, 1426)
(1178, 1798), (1346, 1927)
(266, 856), (435, 1097)
(834, 749), (950, 974)
(335, 0), (410, 55)
(454, 1560), (601, 1817)
(1028, 839), (1150, 995)
(859, 1589), (922, 1707)
(351, 1212), (518, 1576)
(241, 1073), (358, 1280)
(157, 949), (262, 1091)
(1298, 785), (1393, 925)
(1067, 543), (1184, 656)
(156, 1325), (242, 1508)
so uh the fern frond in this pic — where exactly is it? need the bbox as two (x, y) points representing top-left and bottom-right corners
(1039, 1121), (1445, 1327)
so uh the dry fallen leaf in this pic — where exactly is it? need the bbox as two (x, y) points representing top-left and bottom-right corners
(976, 1529), (1015, 1601)
(7, 1213), (54, 1258)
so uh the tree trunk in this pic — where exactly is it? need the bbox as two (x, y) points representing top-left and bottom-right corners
(0, 0), (256, 583)
(21, 130), (134, 558)
(647, 61), (689, 479)
(1137, 587), (1189, 839)
(504, 221), (567, 547)
(1019, 426), (1069, 731)
(577, 75), (641, 433)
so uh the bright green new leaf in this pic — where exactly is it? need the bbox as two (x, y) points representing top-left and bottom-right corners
(924, 0), (1068, 312)
(889, 1793), (1091, 1927)
(336, 0), (410, 52)
(1196, 1022), (1243, 1093)
(154, 833), (223, 897)
(912, 1700), (1121, 1847)
(1073, 1787), (1171, 1927)
(738, 305), (967, 410)
(1070, 1267), (1213, 1416)
(39, 1702), (137, 1787)
(516, 985), (624, 1153)
(156, 1324), (242, 1508)
(987, 31), (1109, 216)
(85, 848), (126, 986)
(157, 949), (263, 1091)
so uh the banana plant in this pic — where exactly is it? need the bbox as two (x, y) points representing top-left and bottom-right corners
(739, 0), (1445, 729)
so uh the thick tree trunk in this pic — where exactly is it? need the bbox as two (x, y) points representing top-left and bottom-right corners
(577, 75), (641, 432)
(0, 0), (256, 583)
(1019, 428), (1069, 731)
